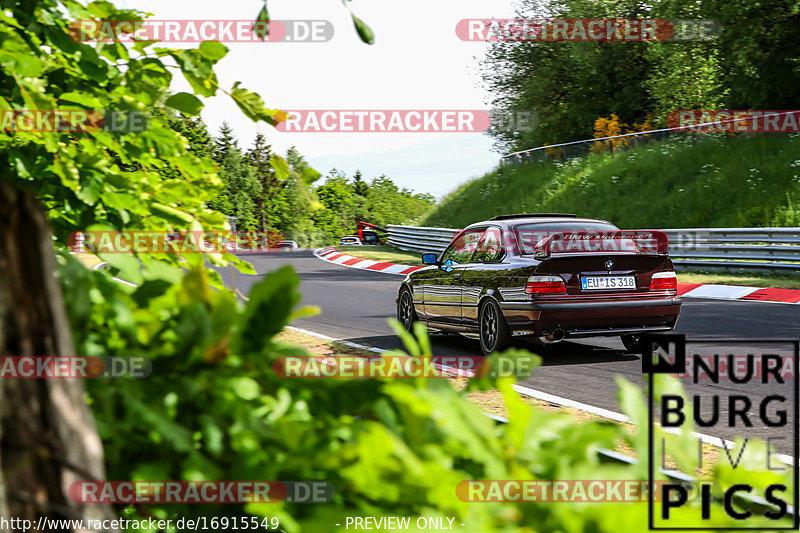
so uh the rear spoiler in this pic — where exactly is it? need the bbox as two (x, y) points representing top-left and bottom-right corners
(525, 230), (669, 260)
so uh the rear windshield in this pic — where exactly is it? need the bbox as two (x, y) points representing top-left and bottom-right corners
(513, 222), (619, 255)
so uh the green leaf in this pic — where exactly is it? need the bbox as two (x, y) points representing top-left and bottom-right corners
(351, 13), (375, 44)
(75, 177), (103, 205)
(151, 202), (195, 225)
(270, 154), (290, 181)
(229, 257), (256, 275)
(14, 76), (55, 110)
(132, 39), (159, 55)
(253, 3), (270, 40)
(52, 157), (80, 188)
(234, 265), (301, 355)
(228, 82), (284, 125)
(197, 40), (228, 61)
(233, 377), (260, 400)
(388, 318), (421, 357)
(165, 92), (204, 116)
(300, 166), (322, 186)
(289, 305), (320, 321)
(59, 90), (103, 108)
(0, 31), (45, 77)
(165, 48), (220, 97)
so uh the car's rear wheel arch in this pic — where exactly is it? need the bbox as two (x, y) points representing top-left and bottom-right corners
(478, 296), (511, 355)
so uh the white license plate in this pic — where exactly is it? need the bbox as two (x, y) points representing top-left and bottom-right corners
(581, 275), (636, 290)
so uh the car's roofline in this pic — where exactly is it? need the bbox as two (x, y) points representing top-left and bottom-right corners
(463, 217), (615, 230)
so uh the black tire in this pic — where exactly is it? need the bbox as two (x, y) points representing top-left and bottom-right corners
(397, 288), (418, 332)
(479, 299), (511, 355)
(524, 336), (548, 350)
(621, 334), (649, 354)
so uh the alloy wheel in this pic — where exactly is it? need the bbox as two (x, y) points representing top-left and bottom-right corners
(399, 291), (414, 331)
(480, 303), (498, 352)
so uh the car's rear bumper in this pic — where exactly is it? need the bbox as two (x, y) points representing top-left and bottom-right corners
(499, 296), (681, 337)
(499, 297), (681, 311)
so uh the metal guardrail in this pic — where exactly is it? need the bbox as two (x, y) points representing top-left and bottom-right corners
(387, 225), (800, 273)
(500, 111), (798, 165)
(387, 225), (459, 254)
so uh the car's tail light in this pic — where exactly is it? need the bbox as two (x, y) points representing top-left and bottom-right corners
(650, 271), (677, 291)
(525, 275), (567, 294)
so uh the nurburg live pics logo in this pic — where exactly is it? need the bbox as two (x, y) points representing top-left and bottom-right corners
(642, 333), (799, 530)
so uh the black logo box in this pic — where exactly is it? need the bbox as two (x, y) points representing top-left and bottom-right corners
(642, 333), (799, 531)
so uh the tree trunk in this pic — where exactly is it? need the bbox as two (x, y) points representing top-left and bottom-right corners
(0, 181), (115, 531)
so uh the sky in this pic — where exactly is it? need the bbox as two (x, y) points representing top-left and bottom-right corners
(118, 0), (517, 197)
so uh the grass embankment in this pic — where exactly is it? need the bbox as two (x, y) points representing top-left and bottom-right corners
(423, 134), (800, 229)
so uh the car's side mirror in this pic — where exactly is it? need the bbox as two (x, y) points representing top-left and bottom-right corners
(421, 253), (438, 265)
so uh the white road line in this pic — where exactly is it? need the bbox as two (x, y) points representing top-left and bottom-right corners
(287, 325), (388, 355)
(285, 324), (794, 464)
(511, 383), (632, 424)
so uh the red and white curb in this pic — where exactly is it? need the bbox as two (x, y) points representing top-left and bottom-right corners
(313, 247), (425, 276)
(314, 248), (800, 305)
(677, 282), (800, 304)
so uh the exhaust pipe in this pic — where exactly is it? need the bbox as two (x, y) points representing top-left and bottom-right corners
(539, 328), (566, 344)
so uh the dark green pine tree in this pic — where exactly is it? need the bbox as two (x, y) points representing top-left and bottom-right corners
(209, 123), (262, 230)
(213, 121), (237, 165)
(286, 146), (310, 174)
(168, 113), (213, 159)
(247, 133), (285, 233)
(352, 170), (369, 197)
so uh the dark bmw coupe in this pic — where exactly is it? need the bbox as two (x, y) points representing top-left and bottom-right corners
(396, 214), (682, 355)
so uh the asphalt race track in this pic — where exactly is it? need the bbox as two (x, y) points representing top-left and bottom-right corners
(219, 250), (800, 453)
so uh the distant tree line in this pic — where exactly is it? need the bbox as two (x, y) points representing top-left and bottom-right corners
(168, 116), (436, 246)
(484, 0), (800, 152)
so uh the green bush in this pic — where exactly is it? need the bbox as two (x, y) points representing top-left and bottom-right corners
(59, 250), (795, 532)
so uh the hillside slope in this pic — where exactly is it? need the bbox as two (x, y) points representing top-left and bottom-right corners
(423, 135), (800, 229)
